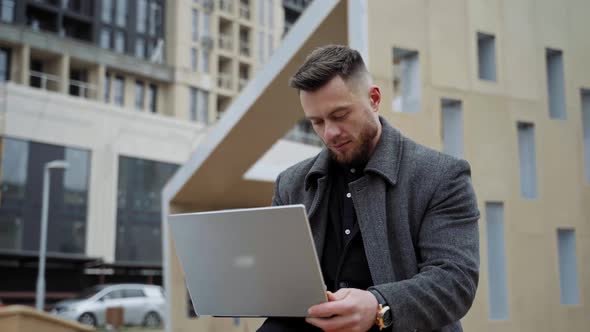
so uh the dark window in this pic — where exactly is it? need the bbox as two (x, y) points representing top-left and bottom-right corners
(104, 73), (111, 102)
(0, 138), (90, 254)
(100, 28), (111, 49)
(1, 0), (15, 23)
(0, 48), (10, 82)
(135, 81), (145, 110)
(102, 0), (113, 23)
(147, 84), (157, 113)
(113, 75), (124, 106)
(115, 156), (178, 263)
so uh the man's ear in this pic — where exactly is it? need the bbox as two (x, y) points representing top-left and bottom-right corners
(369, 85), (381, 111)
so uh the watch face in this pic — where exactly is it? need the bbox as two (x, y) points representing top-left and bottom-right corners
(382, 307), (393, 327)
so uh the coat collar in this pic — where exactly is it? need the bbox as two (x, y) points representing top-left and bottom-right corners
(304, 116), (403, 190)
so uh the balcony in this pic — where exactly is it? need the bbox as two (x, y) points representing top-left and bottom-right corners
(217, 73), (233, 90)
(69, 79), (96, 99)
(238, 78), (247, 91)
(29, 70), (60, 91)
(218, 34), (233, 52)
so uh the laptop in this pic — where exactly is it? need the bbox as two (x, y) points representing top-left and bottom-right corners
(168, 204), (327, 317)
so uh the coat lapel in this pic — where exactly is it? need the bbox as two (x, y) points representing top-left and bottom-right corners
(350, 176), (396, 285)
(304, 149), (331, 258)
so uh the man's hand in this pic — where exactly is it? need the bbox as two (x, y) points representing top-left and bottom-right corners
(306, 288), (378, 332)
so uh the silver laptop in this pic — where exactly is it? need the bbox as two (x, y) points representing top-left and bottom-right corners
(168, 204), (327, 317)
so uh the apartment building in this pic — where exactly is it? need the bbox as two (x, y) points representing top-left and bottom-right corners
(0, 0), (300, 307)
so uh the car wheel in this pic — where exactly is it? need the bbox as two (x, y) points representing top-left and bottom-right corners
(143, 311), (161, 328)
(78, 312), (97, 327)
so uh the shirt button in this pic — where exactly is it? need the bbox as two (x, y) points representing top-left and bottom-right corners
(350, 168), (356, 173)
(339, 282), (349, 288)
(344, 229), (351, 235)
(346, 192), (351, 198)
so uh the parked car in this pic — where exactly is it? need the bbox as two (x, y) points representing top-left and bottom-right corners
(51, 284), (164, 328)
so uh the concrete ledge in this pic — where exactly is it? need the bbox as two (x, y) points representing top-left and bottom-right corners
(0, 305), (95, 332)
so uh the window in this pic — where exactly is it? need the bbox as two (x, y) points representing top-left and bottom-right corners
(267, 33), (273, 58)
(582, 89), (590, 184)
(148, 84), (157, 113)
(557, 229), (579, 305)
(135, 38), (146, 58)
(0, 47), (10, 82)
(192, 9), (199, 41)
(258, 31), (264, 61)
(102, 0), (113, 23)
(123, 289), (146, 298)
(485, 202), (509, 320)
(135, 81), (145, 110)
(190, 88), (209, 123)
(104, 74), (111, 102)
(477, 32), (497, 81)
(257, 0), (264, 26)
(115, 156), (178, 263)
(201, 49), (209, 73)
(0, 138), (90, 254)
(517, 122), (537, 199)
(202, 11), (210, 38)
(267, 0), (273, 28)
(114, 31), (125, 53)
(392, 47), (421, 113)
(1, 0), (15, 23)
(103, 290), (123, 300)
(441, 99), (463, 158)
(148, 1), (161, 36)
(546, 48), (566, 120)
(100, 28), (111, 49)
(114, 76), (125, 106)
(137, 0), (147, 32)
(115, 0), (127, 27)
(191, 48), (198, 71)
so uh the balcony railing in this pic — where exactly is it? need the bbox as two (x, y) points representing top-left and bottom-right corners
(284, 125), (323, 147)
(218, 34), (233, 51)
(217, 73), (233, 90)
(29, 70), (60, 91)
(69, 79), (97, 99)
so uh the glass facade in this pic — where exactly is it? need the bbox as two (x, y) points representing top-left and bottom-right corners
(0, 137), (90, 254)
(115, 156), (178, 263)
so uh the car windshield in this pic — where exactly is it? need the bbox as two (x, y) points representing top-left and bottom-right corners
(73, 285), (108, 300)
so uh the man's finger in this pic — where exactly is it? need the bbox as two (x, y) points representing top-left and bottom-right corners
(306, 314), (357, 331)
(308, 298), (355, 317)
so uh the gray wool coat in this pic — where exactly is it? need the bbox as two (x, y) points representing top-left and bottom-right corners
(271, 117), (480, 332)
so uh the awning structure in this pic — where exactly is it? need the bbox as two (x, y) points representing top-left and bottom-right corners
(161, 0), (367, 330)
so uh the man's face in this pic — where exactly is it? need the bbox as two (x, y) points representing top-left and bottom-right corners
(300, 75), (382, 165)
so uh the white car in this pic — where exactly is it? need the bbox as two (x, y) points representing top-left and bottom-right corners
(51, 284), (165, 328)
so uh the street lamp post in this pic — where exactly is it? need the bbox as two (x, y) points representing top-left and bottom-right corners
(36, 160), (69, 311)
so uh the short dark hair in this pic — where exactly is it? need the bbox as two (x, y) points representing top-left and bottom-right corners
(289, 45), (368, 92)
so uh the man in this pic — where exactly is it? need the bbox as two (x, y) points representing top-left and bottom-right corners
(258, 45), (480, 332)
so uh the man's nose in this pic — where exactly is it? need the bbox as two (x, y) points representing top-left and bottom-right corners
(323, 122), (341, 142)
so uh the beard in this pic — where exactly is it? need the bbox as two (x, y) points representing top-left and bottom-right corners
(328, 117), (379, 166)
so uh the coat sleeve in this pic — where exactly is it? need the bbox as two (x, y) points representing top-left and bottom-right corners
(271, 172), (284, 206)
(369, 158), (480, 331)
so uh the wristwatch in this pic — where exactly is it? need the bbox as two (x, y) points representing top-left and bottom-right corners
(369, 289), (392, 330)
(376, 303), (392, 330)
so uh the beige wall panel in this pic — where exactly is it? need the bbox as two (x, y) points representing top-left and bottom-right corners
(501, 0), (539, 101)
(427, 0), (470, 90)
(463, 94), (515, 200)
(534, 0), (569, 51)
